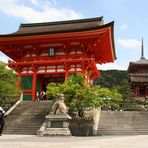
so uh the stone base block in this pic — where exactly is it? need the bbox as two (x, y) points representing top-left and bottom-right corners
(43, 128), (71, 136)
(37, 114), (71, 136)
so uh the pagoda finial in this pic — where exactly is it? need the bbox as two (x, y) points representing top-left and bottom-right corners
(141, 38), (145, 59)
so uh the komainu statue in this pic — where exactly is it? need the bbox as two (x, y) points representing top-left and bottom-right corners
(51, 94), (68, 115)
(37, 93), (71, 136)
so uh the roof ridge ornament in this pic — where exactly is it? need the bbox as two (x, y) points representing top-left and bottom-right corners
(141, 38), (145, 59)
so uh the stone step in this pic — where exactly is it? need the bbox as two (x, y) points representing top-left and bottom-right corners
(4, 128), (39, 132)
(4, 129), (40, 133)
(4, 131), (37, 135)
(5, 129), (39, 132)
(98, 129), (148, 135)
(3, 101), (52, 135)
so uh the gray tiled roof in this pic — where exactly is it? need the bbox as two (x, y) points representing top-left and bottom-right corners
(0, 17), (105, 37)
(130, 58), (148, 65)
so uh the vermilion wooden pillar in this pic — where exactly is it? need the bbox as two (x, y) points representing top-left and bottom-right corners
(17, 72), (21, 90)
(32, 71), (37, 101)
(65, 70), (69, 80)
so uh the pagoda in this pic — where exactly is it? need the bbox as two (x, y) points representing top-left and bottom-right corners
(128, 39), (148, 99)
(0, 17), (116, 101)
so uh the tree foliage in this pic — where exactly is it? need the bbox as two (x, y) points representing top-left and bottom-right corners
(0, 62), (19, 110)
(93, 70), (145, 111)
(46, 73), (123, 117)
(93, 70), (133, 101)
(46, 73), (100, 117)
(0, 62), (19, 97)
(93, 70), (128, 88)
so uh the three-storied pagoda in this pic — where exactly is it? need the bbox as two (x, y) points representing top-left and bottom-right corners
(0, 17), (116, 101)
(128, 39), (148, 99)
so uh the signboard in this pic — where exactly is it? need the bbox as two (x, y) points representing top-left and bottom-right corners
(48, 48), (55, 56)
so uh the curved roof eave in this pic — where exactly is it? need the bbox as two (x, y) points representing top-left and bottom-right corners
(0, 21), (114, 38)
(20, 16), (104, 27)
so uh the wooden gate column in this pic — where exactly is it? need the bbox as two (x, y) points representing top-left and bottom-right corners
(65, 70), (69, 80)
(17, 72), (22, 90)
(32, 70), (37, 101)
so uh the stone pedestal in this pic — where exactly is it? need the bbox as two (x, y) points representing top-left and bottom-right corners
(37, 114), (71, 136)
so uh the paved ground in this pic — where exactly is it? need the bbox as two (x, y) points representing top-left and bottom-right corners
(0, 134), (148, 148)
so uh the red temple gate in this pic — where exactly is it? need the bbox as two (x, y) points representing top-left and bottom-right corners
(0, 17), (116, 101)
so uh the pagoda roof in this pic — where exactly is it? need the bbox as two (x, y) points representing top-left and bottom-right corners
(127, 38), (148, 72)
(0, 17), (104, 37)
(130, 76), (148, 83)
(128, 58), (148, 73)
(129, 58), (148, 65)
(130, 58), (148, 65)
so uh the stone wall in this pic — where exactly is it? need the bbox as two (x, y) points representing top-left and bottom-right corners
(70, 111), (148, 136)
(98, 111), (148, 135)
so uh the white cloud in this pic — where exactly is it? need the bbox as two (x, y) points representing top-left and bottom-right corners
(117, 39), (141, 48)
(30, 0), (39, 5)
(0, 0), (82, 23)
(31, 0), (57, 7)
(120, 24), (127, 30)
(97, 63), (126, 70)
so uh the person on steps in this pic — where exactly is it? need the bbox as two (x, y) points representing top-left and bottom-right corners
(0, 107), (5, 136)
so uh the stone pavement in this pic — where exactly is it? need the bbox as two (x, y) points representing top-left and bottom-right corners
(0, 134), (148, 148)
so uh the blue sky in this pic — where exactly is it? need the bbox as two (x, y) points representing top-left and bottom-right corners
(0, 0), (148, 70)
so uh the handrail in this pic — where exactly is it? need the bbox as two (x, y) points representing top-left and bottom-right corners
(0, 93), (23, 114)
(5, 93), (23, 116)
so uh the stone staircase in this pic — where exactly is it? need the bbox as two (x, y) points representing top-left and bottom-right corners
(98, 111), (148, 135)
(4, 103), (148, 136)
(4, 101), (51, 135)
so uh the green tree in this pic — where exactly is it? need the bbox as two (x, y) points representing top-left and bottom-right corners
(93, 70), (128, 88)
(97, 87), (123, 110)
(119, 79), (133, 100)
(0, 62), (19, 111)
(93, 70), (136, 110)
(46, 73), (123, 117)
(117, 80), (135, 110)
(0, 62), (18, 97)
(46, 73), (101, 117)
